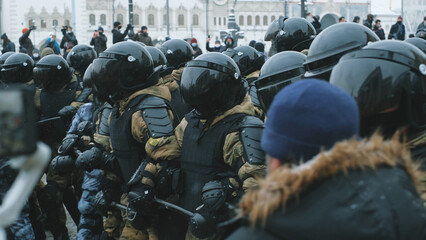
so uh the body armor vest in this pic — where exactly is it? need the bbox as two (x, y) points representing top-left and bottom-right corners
(93, 103), (112, 136)
(39, 81), (78, 146)
(180, 111), (247, 212)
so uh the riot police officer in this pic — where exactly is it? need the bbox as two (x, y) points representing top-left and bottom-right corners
(330, 40), (426, 201)
(66, 44), (97, 83)
(0, 52), (15, 86)
(34, 55), (85, 240)
(223, 46), (265, 119)
(254, 51), (306, 113)
(90, 41), (177, 239)
(160, 39), (193, 120)
(404, 37), (426, 54)
(264, 17), (316, 56)
(304, 22), (379, 81)
(164, 52), (266, 239)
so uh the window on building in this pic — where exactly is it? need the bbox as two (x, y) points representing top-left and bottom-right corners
(41, 20), (46, 28)
(133, 14), (139, 25)
(65, 19), (70, 26)
(263, 16), (268, 25)
(28, 19), (34, 27)
(193, 14), (199, 26)
(219, 17), (221, 25)
(117, 14), (123, 24)
(89, 14), (95, 25)
(239, 15), (244, 25)
(178, 14), (184, 26)
(247, 15), (252, 25)
(224, 17), (226, 25)
(53, 19), (58, 27)
(214, 17), (217, 25)
(271, 16), (276, 23)
(148, 14), (155, 26)
(255, 15), (260, 25)
(101, 14), (106, 25)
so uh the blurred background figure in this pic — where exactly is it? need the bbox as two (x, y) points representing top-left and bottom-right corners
(1, 33), (15, 54)
(353, 16), (360, 23)
(339, 16), (345, 23)
(206, 37), (225, 52)
(388, 16), (406, 40)
(363, 14), (374, 29)
(373, 19), (385, 40)
(19, 26), (35, 56)
(190, 37), (202, 58)
(133, 26), (153, 46)
(90, 27), (107, 55)
(60, 26), (78, 59)
(45, 32), (60, 55)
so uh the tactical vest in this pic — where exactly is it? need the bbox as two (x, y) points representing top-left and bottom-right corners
(109, 94), (174, 183)
(180, 111), (247, 212)
(39, 81), (78, 146)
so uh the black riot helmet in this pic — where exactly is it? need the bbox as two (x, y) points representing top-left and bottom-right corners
(223, 46), (265, 77)
(275, 17), (316, 52)
(264, 16), (288, 41)
(181, 53), (246, 119)
(330, 40), (426, 136)
(91, 41), (160, 102)
(66, 44), (97, 73)
(160, 39), (193, 69)
(305, 23), (379, 81)
(0, 52), (15, 81)
(145, 46), (167, 67)
(255, 51), (306, 112)
(34, 55), (73, 92)
(1, 53), (34, 84)
(405, 37), (426, 54)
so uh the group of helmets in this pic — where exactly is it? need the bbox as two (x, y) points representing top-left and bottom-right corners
(258, 17), (426, 137)
(0, 44), (98, 92)
(88, 39), (193, 103)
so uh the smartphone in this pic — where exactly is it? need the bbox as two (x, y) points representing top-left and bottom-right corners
(0, 86), (37, 157)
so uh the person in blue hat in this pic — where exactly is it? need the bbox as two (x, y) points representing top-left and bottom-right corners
(227, 79), (426, 240)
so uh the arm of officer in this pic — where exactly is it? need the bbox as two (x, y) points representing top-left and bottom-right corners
(223, 131), (266, 192)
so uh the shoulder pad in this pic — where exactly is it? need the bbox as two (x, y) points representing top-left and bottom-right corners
(98, 104), (112, 136)
(239, 116), (265, 165)
(139, 96), (174, 138)
(248, 85), (261, 108)
(75, 87), (92, 103)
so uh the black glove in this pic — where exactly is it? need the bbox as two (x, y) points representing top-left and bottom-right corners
(127, 184), (156, 230)
(57, 134), (81, 156)
(29, 25), (36, 31)
(126, 24), (132, 30)
(58, 105), (77, 121)
(49, 155), (75, 174)
(75, 147), (103, 171)
(61, 28), (67, 35)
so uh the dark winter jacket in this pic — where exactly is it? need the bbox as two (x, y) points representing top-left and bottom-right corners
(363, 19), (373, 29)
(19, 29), (34, 55)
(60, 32), (78, 49)
(133, 32), (153, 46)
(90, 34), (107, 55)
(1, 34), (15, 53)
(112, 28), (129, 44)
(417, 22), (426, 32)
(206, 41), (226, 52)
(388, 22), (406, 40)
(192, 45), (203, 58)
(373, 25), (386, 40)
(228, 135), (426, 240)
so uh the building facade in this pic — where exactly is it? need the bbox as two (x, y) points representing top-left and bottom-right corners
(1, 0), (372, 52)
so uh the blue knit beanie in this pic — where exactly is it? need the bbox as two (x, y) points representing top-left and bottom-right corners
(261, 79), (360, 162)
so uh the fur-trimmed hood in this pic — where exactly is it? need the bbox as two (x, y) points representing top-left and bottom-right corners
(240, 134), (425, 225)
